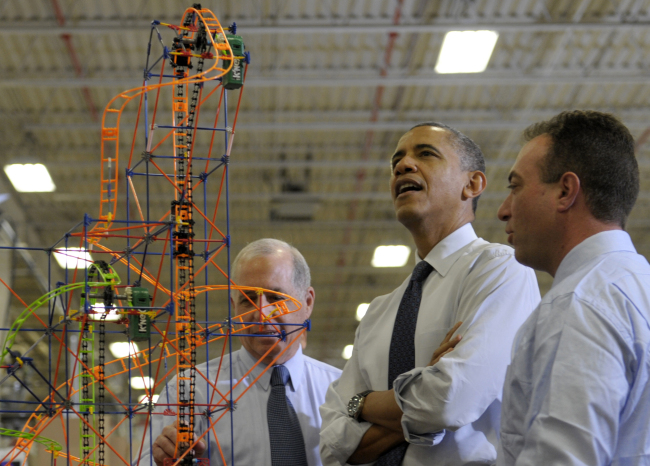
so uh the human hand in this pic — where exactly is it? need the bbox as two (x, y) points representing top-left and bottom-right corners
(152, 424), (206, 466)
(428, 321), (462, 366)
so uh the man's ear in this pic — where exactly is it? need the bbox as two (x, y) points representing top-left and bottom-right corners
(463, 171), (487, 200)
(303, 286), (315, 319)
(557, 172), (580, 212)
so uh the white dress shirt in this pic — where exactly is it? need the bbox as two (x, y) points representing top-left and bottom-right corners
(136, 346), (341, 466)
(320, 224), (540, 465)
(499, 230), (650, 466)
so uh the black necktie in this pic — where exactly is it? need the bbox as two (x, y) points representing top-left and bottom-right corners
(376, 260), (434, 466)
(267, 365), (308, 466)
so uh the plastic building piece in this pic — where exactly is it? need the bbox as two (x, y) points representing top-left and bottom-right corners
(0, 5), (306, 466)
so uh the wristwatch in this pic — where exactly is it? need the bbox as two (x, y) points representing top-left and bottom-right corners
(347, 390), (374, 421)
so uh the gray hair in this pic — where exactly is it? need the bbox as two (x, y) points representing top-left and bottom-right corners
(231, 238), (311, 295)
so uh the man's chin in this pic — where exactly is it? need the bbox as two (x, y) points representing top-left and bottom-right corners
(513, 248), (536, 269)
(395, 206), (421, 227)
(246, 337), (283, 354)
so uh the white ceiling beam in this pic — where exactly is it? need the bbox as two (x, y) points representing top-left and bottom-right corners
(24, 190), (650, 204)
(2, 20), (649, 35)
(4, 73), (650, 89)
(22, 119), (650, 132)
(14, 107), (650, 124)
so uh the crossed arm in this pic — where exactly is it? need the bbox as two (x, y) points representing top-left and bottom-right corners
(347, 322), (462, 464)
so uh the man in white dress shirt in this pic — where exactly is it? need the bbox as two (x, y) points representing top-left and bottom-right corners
(319, 123), (540, 465)
(497, 110), (650, 465)
(138, 238), (341, 466)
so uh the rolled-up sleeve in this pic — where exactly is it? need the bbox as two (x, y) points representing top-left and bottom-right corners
(393, 252), (539, 442)
(319, 326), (373, 466)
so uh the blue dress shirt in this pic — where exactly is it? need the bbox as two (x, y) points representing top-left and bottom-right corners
(499, 230), (650, 465)
(320, 224), (540, 465)
(136, 346), (341, 466)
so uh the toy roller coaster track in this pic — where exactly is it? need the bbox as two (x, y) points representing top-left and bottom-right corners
(94, 5), (234, 234)
(0, 4), (310, 466)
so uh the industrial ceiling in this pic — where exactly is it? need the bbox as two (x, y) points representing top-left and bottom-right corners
(1, 0), (650, 371)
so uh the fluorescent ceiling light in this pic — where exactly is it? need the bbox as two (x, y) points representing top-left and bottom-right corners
(109, 341), (140, 359)
(92, 303), (121, 322)
(371, 245), (411, 268)
(130, 376), (154, 390)
(342, 345), (354, 360)
(435, 30), (499, 74)
(4, 163), (56, 192)
(356, 303), (369, 322)
(53, 247), (93, 269)
(139, 394), (160, 404)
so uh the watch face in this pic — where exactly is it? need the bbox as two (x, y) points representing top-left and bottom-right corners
(348, 395), (361, 417)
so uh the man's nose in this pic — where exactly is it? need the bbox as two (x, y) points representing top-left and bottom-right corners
(394, 154), (417, 175)
(497, 195), (511, 222)
(258, 295), (280, 322)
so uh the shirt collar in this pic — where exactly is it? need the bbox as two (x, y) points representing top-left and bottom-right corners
(239, 345), (305, 393)
(552, 230), (636, 287)
(420, 223), (478, 277)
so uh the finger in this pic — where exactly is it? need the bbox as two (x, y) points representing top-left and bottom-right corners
(153, 436), (176, 466)
(155, 434), (177, 458)
(445, 334), (462, 349)
(430, 346), (455, 366)
(431, 334), (462, 360)
(429, 336), (461, 366)
(194, 436), (207, 455)
(153, 427), (178, 462)
(442, 346), (454, 356)
(442, 321), (463, 343)
(162, 423), (178, 438)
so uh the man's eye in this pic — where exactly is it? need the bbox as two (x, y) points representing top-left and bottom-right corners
(507, 184), (517, 190)
(240, 294), (256, 304)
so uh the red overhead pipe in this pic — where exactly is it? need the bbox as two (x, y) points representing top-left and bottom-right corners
(50, 0), (99, 121)
(335, 0), (405, 270)
(325, 1), (405, 334)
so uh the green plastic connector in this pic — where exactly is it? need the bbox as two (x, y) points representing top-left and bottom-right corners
(128, 287), (152, 341)
(222, 33), (245, 90)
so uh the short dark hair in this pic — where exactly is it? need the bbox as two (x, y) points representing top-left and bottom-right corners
(523, 110), (638, 228)
(410, 122), (486, 213)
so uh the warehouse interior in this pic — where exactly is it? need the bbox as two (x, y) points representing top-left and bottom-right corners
(0, 0), (649, 462)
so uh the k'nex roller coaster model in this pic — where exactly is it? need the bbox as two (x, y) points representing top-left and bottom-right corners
(0, 5), (309, 466)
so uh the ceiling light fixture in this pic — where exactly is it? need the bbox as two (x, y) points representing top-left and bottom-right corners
(91, 303), (121, 322)
(53, 247), (93, 269)
(342, 345), (354, 360)
(356, 303), (370, 321)
(435, 30), (499, 74)
(109, 341), (140, 359)
(4, 163), (56, 193)
(130, 376), (154, 390)
(371, 245), (411, 268)
(139, 394), (160, 404)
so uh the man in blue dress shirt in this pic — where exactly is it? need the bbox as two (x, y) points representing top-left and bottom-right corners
(497, 110), (650, 465)
(320, 123), (540, 465)
(137, 238), (341, 466)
